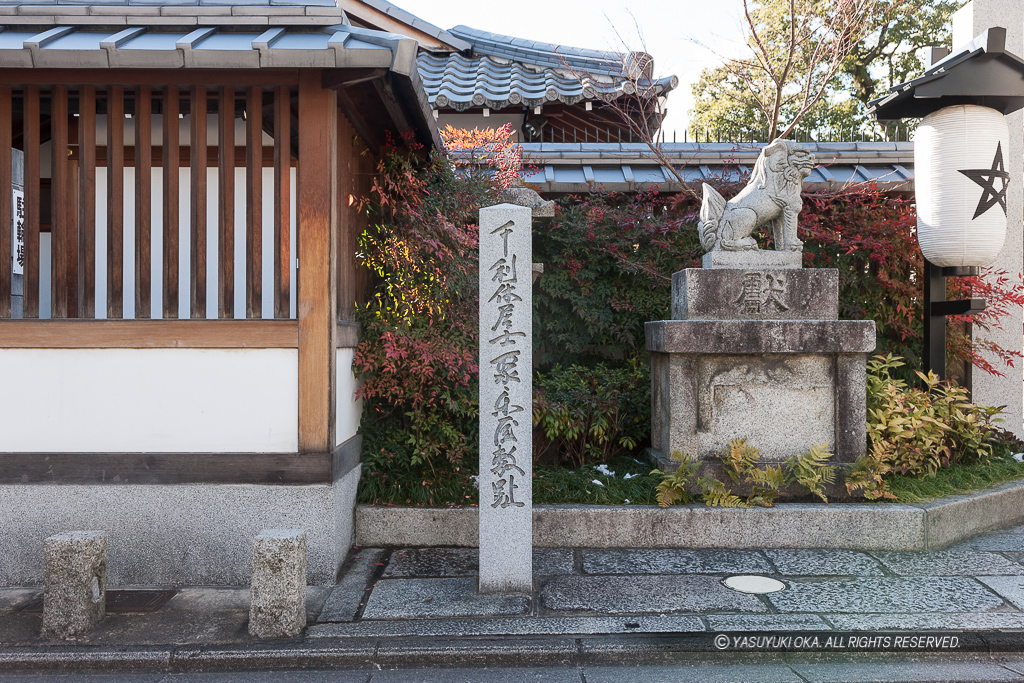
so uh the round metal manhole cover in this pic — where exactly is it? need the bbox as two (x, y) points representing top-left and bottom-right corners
(723, 575), (786, 594)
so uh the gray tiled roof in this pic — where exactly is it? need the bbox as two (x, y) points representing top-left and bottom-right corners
(448, 24), (624, 76)
(418, 52), (677, 112)
(419, 24), (678, 112)
(0, 22), (403, 67)
(0, 0), (336, 5)
(0, 3), (348, 24)
(507, 142), (915, 193)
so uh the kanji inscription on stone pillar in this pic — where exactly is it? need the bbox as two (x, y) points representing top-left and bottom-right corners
(478, 203), (532, 594)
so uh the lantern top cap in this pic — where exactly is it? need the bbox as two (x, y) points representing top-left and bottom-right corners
(870, 26), (1024, 121)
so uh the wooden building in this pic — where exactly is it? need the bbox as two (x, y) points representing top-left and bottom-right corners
(0, 0), (438, 585)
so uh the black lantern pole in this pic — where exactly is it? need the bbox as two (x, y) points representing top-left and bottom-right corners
(922, 261), (985, 383)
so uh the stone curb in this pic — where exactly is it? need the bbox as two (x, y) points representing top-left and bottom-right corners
(1, 634), (1023, 672)
(354, 479), (1024, 551)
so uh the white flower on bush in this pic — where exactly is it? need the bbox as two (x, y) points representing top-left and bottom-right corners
(623, 473), (639, 480)
(591, 479), (605, 487)
(1014, 453), (1024, 463)
(594, 464), (616, 477)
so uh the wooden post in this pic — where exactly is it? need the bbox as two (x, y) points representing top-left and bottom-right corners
(134, 85), (152, 319)
(162, 85), (180, 319)
(106, 86), (124, 319)
(51, 85), (69, 318)
(190, 86), (207, 319)
(336, 114), (354, 321)
(217, 86), (235, 319)
(273, 85), (290, 319)
(245, 85), (262, 320)
(78, 85), (96, 318)
(23, 86), (39, 318)
(296, 72), (337, 454)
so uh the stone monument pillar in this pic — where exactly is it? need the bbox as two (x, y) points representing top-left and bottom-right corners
(646, 140), (875, 483)
(11, 148), (23, 318)
(954, 0), (1024, 437)
(478, 203), (532, 594)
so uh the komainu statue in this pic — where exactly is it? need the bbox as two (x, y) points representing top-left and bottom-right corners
(698, 139), (816, 253)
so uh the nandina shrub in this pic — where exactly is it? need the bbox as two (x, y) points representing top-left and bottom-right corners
(355, 127), (524, 506)
(533, 358), (650, 468)
(533, 187), (703, 367)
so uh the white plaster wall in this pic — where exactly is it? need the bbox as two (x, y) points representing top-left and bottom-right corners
(0, 348), (298, 453)
(336, 347), (362, 446)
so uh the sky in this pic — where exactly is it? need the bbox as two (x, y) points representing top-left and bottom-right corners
(391, 0), (750, 137)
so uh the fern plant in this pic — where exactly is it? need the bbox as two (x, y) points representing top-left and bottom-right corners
(721, 438), (761, 484)
(699, 475), (749, 508)
(652, 450), (700, 508)
(785, 443), (837, 503)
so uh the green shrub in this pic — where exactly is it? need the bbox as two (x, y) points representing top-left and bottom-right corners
(532, 358), (650, 468)
(846, 354), (1008, 500)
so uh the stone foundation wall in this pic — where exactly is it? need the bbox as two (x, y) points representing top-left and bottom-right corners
(0, 467), (359, 586)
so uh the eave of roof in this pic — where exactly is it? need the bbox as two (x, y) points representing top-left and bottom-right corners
(0, 14), (442, 149)
(870, 27), (1024, 120)
(505, 141), (915, 194)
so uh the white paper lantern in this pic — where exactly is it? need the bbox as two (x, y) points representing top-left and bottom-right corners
(915, 104), (1010, 267)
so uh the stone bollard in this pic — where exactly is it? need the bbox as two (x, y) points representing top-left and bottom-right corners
(41, 531), (107, 639)
(249, 529), (307, 638)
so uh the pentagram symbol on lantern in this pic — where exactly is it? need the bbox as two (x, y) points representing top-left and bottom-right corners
(959, 142), (1010, 220)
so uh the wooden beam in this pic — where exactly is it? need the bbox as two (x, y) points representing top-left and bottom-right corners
(336, 113), (354, 321)
(162, 85), (180, 319)
(106, 85), (125, 319)
(190, 86), (208, 320)
(296, 71), (337, 454)
(78, 85), (97, 318)
(0, 85), (10, 319)
(218, 86), (235, 319)
(273, 85), (291, 319)
(51, 85), (70, 318)
(23, 86), (40, 318)
(245, 85), (262, 320)
(321, 67), (387, 90)
(70, 145), (293, 168)
(0, 319), (298, 348)
(0, 452), (329, 485)
(336, 88), (379, 156)
(134, 85), (152, 319)
(372, 75), (413, 136)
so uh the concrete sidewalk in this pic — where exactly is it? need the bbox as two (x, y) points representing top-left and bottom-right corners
(2, 521), (1024, 675)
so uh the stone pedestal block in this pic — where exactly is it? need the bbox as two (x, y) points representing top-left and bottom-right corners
(646, 319), (875, 468)
(249, 529), (307, 639)
(702, 250), (802, 269)
(41, 531), (106, 639)
(672, 268), (838, 321)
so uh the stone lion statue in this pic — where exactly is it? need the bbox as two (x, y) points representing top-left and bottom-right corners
(698, 139), (816, 253)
